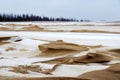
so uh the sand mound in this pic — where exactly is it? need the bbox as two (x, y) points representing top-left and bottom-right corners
(38, 40), (88, 56)
(79, 63), (120, 80)
(22, 25), (44, 31)
(35, 52), (113, 64)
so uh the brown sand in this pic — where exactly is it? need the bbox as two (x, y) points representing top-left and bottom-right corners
(39, 49), (79, 57)
(38, 40), (89, 57)
(79, 63), (120, 80)
(34, 52), (113, 64)
(0, 76), (89, 80)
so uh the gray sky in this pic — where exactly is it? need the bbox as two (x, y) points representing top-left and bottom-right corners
(0, 0), (120, 21)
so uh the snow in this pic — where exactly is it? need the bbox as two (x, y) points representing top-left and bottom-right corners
(0, 43), (39, 57)
(18, 38), (48, 46)
(0, 32), (120, 47)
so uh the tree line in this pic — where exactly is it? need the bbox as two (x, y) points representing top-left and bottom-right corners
(0, 13), (79, 22)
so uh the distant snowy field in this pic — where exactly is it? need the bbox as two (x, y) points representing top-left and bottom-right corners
(0, 22), (120, 32)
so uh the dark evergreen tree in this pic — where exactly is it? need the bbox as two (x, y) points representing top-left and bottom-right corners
(0, 13), (79, 22)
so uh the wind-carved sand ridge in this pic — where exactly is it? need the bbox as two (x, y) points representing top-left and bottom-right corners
(38, 40), (89, 57)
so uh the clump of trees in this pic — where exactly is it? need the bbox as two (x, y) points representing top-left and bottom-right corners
(0, 13), (78, 22)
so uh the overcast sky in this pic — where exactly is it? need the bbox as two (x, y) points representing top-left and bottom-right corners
(0, 0), (120, 21)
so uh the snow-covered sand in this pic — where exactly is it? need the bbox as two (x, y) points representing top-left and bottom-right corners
(0, 22), (120, 79)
